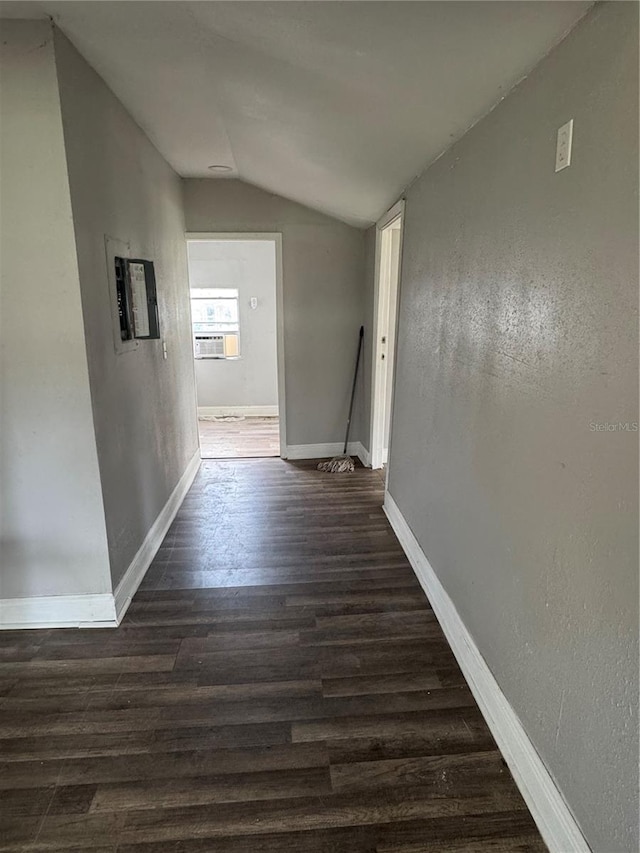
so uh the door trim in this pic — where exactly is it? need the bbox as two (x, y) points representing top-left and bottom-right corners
(185, 232), (286, 458)
(369, 200), (404, 470)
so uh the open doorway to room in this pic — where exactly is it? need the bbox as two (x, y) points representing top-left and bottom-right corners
(370, 201), (404, 471)
(186, 234), (285, 459)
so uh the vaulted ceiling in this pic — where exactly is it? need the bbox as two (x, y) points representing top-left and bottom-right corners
(0, 1), (591, 226)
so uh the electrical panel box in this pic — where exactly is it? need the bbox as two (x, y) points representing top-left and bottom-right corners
(114, 257), (160, 340)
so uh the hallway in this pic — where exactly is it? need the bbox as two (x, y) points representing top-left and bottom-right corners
(0, 460), (544, 851)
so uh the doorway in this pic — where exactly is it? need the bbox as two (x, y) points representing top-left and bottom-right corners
(370, 201), (404, 470)
(185, 233), (286, 459)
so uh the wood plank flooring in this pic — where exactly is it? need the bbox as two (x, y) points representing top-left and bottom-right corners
(198, 417), (280, 459)
(0, 459), (546, 852)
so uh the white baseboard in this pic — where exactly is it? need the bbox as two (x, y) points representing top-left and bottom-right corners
(113, 449), (201, 623)
(358, 443), (371, 468)
(0, 451), (201, 631)
(383, 490), (590, 853)
(0, 593), (117, 630)
(198, 405), (278, 419)
(286, 441), (369, 468)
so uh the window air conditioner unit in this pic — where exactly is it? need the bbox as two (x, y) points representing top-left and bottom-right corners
(194, 334), (224, 358)
(194, 333), (240, 359)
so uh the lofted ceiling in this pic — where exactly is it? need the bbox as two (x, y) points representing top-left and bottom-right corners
(0, 1), (592, 226)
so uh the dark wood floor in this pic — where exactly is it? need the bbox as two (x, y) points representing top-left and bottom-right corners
(0, 459), (546, 852)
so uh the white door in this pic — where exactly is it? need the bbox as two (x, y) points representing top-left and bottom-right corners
(370, 201), (404, 470)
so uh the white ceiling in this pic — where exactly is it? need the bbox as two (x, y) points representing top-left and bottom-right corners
(1, 1), (592, 226)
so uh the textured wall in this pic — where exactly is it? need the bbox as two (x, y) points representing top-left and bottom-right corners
(184, 180), (366, 447)
(54, 29), (199, 589)
(188, 240), (278, 409)
(0, 21), (111, 599)
(388, 4), (638, 850)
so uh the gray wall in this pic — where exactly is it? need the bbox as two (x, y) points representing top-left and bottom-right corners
(54, 29), (199, 589)
(387, 4), (638, 851)
(0, 21), (111, 599)
(184, 180), (366, 447)
(187, 240), (278, 410)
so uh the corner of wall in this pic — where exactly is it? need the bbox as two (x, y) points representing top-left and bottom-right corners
(53, 25), (199, 596)
(0, 19), (112, 627)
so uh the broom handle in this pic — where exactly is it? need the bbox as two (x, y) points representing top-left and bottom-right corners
(343, 326), (364, 454)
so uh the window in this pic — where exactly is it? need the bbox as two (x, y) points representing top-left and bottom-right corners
(190, 288), (240, 358)
(191, 288), (239, 333)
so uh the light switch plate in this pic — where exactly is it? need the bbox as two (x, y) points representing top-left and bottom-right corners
(555, 119), (573, 172)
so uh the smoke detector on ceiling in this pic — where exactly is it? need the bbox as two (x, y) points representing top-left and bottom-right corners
(207, 165), (232, 173)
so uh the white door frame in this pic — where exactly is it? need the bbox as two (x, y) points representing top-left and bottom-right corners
(185, 232), (287, 458)
(369, 200), (405, 470)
